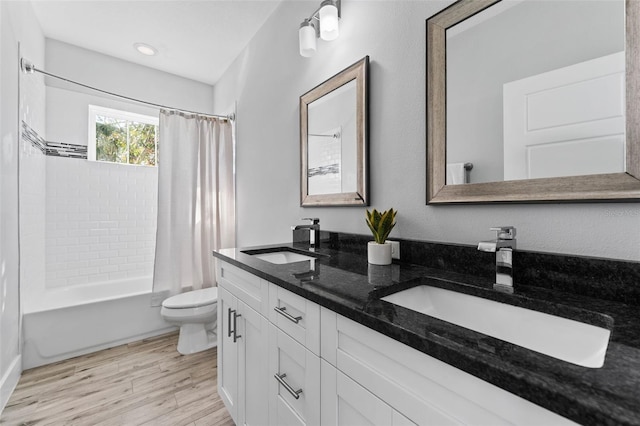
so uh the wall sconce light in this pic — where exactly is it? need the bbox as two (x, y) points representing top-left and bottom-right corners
(298, 0), (341, 57)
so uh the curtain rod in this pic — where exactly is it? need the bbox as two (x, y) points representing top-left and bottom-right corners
(20, 58), (235, 122)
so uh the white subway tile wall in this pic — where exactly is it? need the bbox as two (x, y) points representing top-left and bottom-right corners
(45, 157), (158, 288)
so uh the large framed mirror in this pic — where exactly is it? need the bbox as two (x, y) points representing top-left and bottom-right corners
(300, 56), (369, 206)
(427, 0), (640, 203)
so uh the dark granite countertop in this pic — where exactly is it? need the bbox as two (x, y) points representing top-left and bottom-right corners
(213, 243), (640, 426)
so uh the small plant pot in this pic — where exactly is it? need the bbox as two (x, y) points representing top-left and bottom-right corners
(368, 242), (392, 265)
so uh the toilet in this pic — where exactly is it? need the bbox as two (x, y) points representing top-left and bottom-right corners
(160, 287), (218, 355)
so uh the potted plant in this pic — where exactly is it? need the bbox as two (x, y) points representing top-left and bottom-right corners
(365, 208), (397, 265)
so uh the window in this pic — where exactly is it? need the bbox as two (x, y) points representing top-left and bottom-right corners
(88, 105), (159, 166)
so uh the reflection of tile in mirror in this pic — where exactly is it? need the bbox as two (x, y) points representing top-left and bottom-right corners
(308, 80), (357, 194)
(308, 126), (342, 195)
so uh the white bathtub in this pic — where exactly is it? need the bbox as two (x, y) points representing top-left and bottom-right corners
(22, 277), (176, 369)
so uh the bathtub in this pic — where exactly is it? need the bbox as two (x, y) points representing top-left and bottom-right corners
(22, 277), (176, 369)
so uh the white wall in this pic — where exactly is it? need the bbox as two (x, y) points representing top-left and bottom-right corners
(213, 0), (640, 262)
(0, 0), (45, 411)
(45, 39), (215, 114)
(0, 1), (21, 411)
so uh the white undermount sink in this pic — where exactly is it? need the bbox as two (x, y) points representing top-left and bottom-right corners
(381, 285), (611, 368)
(244, 249), (318, 265)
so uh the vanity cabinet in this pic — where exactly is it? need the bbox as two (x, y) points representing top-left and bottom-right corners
(217, 260), (577, 426)
(217, 264), (269, 426)
(217, 261), (321, 426)
(321, 308), (578, 426)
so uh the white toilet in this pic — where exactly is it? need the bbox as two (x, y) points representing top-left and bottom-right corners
(160, 287), (218, 355)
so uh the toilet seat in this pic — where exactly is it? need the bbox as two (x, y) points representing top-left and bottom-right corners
(162, 287), (218, 309)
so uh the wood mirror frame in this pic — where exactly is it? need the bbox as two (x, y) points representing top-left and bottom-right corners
(426, 0), (640, 204)
(300, 56), (369, 206)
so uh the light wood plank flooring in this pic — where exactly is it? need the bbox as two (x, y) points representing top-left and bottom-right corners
(1, 332), (234, 426)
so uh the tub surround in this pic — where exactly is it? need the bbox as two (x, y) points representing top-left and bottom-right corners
(213, 234), (640, 426)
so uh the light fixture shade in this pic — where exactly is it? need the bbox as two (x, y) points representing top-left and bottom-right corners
(319, 0), (339, 41)
(299, 19), (317, 57)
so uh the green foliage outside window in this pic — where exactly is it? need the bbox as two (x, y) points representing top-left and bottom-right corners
(96, 115), (157, 166)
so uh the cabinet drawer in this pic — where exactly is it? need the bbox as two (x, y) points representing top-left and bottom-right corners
(322, 310), (577, 426)
(217, 261), (269, 316)
(269, 324), (320, 426)
(269, 284), (320, 355)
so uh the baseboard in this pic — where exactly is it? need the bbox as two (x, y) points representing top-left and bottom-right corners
(0, 355), (22, 415)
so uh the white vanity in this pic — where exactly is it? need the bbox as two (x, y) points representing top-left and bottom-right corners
(215, 260), (577, 426)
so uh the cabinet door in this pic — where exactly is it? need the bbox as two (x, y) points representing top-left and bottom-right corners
(217, 286), (239, 423)
(238, 300), (269, 426)
(320, 359), (415, 426)
(268, 324), (320, 426)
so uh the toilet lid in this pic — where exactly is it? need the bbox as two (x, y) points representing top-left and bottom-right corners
(162, 287), (218, 309)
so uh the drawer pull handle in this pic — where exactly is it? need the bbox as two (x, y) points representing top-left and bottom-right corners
(227, 308), (234, 338)
(274, 306), (302, 324)
(274, 373), (303, 399)
(233, 311), (241, 342)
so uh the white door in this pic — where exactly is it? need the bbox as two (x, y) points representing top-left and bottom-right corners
(217, 287), (239, 423)
(503, 51), (625, 180)
(268, 324), (321, 426)
(238, 300), (269, 426)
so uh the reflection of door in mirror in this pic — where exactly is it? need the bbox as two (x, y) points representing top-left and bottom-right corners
(504, 52), (625, 180)
(307, 80), (357, 195)
(446, 0), (625, 184)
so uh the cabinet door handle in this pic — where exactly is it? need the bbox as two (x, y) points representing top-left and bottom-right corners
(233, 311), (242, 342)
(274, 306), (302, 324)
(274, 373), (303, 400)
(227, 308), (234, 338)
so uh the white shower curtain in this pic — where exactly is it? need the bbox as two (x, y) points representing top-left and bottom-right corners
(151, 110), (235, 306)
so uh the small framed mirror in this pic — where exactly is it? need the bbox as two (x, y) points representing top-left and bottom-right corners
(300, 56), (369, 206)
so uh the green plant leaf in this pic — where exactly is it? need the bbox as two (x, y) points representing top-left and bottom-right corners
(365, 208), (397, 244)
(365, 217), (378, 240)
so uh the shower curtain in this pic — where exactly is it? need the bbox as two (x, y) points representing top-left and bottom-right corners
(151, 110), (235, 306)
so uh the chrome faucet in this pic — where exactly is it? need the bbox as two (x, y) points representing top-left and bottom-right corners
(478, 226), (516, 294)
(292, 218), (320, 247)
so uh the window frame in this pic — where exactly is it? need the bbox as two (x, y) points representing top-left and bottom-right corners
(88, 105), (159, 166)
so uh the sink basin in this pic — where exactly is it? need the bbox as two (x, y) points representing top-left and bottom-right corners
(242, 248), (319, 265)
(381, 285), (611, 368)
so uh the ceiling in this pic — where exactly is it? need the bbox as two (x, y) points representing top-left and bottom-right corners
(30, 0), (282, 86)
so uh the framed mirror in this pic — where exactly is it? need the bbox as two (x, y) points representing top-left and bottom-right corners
(427, 0), (640, 203)
(300, 56), (369, 206)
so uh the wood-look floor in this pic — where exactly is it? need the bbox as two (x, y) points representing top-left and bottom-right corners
(1, 332), (234, 426)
